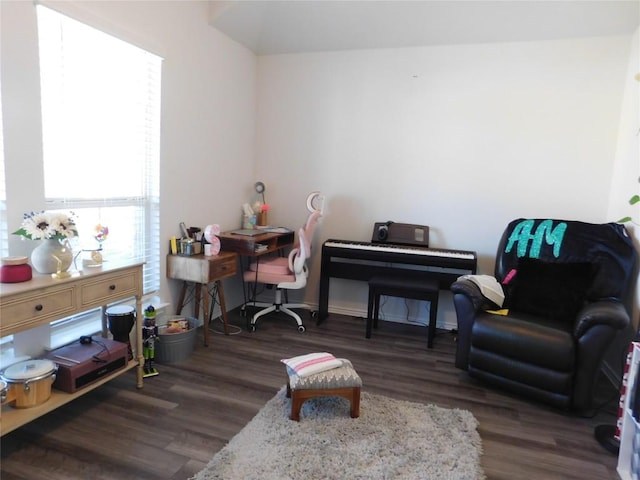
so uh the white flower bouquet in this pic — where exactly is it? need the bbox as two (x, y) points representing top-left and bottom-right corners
(13, 211), (78, 241)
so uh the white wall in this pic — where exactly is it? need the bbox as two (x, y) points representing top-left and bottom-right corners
(2, 0), (637, 331)
(1, 0), (257, 309)
(608, 27), (640, 326)
(256, 35), (634, 327)
(601, 27), (640, 378)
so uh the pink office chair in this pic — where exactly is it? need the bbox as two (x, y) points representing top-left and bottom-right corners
(244, 227), (311, 332)
(243, 192), (324, 332)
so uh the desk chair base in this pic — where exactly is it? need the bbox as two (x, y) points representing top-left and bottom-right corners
(248, 289), (307, 333)
(241, 288), (291, 316)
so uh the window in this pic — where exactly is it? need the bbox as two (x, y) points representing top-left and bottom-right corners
(36, 5), (161, 294)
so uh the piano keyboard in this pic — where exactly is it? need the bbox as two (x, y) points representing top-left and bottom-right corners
(318, 238), (477, 323)
(323, 240), (475, 260)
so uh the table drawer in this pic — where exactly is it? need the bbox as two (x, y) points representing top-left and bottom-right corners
(208, 254), (237, 281)
(0, 287), (76, 335)
(80, 270), (138, 308)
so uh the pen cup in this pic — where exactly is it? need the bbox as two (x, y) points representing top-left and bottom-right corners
(242, 214), (256, 229)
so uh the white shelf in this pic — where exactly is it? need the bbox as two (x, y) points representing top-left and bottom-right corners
(617, 343), (640, 480)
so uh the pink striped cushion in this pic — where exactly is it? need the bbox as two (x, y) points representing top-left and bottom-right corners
(281, 352), (343, 378)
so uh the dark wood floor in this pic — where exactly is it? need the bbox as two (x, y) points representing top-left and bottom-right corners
(1, 308), (622, 479)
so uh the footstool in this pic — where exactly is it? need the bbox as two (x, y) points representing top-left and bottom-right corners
(285, 359), (362, 421)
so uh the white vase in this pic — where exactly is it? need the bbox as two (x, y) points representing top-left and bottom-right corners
(30, 239), (73, 274)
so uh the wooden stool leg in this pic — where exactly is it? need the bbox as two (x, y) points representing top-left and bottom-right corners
(290, 391), (303, 421)
(351, 387), (361, 418)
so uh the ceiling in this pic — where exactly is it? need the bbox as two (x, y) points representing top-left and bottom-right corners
(208, 0), (640, 55)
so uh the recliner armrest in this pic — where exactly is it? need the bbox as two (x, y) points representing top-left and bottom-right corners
(574, 299), (630, 338)
(450, 278), (500, 312)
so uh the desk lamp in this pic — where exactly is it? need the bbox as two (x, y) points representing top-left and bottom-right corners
(255, 181), (266, 204)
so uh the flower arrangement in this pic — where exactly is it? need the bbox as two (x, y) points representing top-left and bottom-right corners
(94, 224), (109, 246)
(252, 202), (270, 214)
(13, 211), (78, 241)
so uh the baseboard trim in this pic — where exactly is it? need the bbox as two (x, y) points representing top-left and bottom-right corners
(324, 305), (458, 331)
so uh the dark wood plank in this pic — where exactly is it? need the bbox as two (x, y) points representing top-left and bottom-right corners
(1, 309), (621, 479)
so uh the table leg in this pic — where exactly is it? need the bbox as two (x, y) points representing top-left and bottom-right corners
(201, 283), (210, 347)
(101, 306), (109, 338)
(135, 294), (144, 389)
(216, 280), (230, 335)
(194, 284), (202, 322)
(176, 281), (187, 314)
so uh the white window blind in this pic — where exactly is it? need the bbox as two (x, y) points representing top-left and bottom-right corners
(37, 5), (161, 294)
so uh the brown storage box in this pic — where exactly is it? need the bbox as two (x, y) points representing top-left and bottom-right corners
(44, 337), (128, 393)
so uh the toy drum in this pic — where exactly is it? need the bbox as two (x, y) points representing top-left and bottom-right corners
(1, 359), (57, 408)
(106, 305), (135, 359)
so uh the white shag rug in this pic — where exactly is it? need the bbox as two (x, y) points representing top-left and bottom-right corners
(191, 387), (484, 480)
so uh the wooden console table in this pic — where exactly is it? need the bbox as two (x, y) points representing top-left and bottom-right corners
(166, 251), (238, 347)
(0, 260), (145, 436)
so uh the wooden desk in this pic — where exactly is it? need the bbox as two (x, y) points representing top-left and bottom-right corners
(218, 230), (296, 313)
(218, 230), (295, 257)
(0, 260), (144, 436)
(166, 251), (237, 347)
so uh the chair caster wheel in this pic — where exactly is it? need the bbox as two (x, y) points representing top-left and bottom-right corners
(310, 310), (318, 319)
(298, 325), (306, 333)
(249, 324), (256, 332)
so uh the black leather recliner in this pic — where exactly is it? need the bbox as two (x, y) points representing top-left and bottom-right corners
(452, 218), (638, 412)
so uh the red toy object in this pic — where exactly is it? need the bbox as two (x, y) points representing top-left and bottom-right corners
(0, 257), (32, 283)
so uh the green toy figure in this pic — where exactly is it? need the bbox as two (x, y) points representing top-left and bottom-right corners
(142, 305), (159, 377)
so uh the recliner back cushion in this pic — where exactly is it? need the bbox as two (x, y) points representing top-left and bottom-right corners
(506, 258), (595, 320)
(495, 219), (638, 308)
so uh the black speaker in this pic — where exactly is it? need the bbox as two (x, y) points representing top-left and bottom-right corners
(374, 221), (393, 242)
(371, 221), (429, 247)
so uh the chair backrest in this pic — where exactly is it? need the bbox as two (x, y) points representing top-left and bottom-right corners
(291, 228), (308, 275)
(495, 218), (638, 312)
(302, 210), (322, 255)
(290, 193), (323, 258)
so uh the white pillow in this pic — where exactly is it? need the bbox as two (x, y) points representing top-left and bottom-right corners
(281, 352), (343, 378)
(458, 274), (505, 307)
